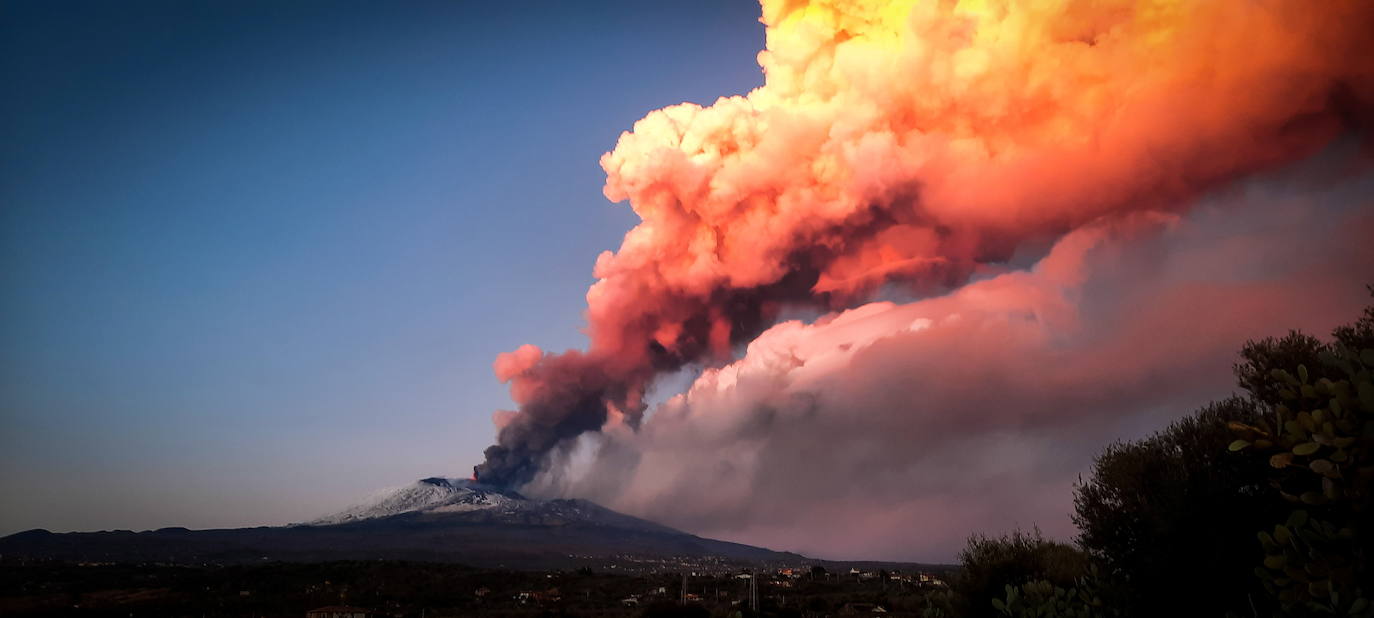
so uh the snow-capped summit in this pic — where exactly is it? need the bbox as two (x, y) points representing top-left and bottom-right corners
(305, 476), (688, 534)
(308, 477), (523, 525)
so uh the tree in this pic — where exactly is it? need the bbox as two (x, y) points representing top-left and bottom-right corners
(932, 288), (1374, 618)
(1070, 290), (1373, 617)
(945, 529), (1089, 618)
(989, 567), (1116, 618)
(1229, 319), (1374, 615)
(1071, 396), (1281, 616)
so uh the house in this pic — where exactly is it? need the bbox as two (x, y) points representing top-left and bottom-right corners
(918, 573), (948, 587)
(306, 606), (370, 618)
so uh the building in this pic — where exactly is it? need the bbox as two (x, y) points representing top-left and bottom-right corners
(306, 606), (369, 618)
(918, 573), (948, 587)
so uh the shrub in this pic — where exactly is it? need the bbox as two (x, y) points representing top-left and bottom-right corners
(1231, 343), (1374, 616)
(989, 565), (1116, 618)
(1072, 397), (1280, 616)
(944, 529), (1089, 618)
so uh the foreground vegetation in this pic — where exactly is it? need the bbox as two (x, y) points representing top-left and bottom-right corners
(926, 290), (1373, 618)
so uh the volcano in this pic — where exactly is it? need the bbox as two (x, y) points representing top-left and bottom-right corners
(0, 478), (802, 569)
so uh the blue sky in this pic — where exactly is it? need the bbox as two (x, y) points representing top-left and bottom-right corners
(0, 0), (764, 534)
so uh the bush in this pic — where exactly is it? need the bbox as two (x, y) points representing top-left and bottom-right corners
(1069, 292), (1374, 616)
(944, 529), (1089, 618)
(1071, 397), (1281, 616)
(989, 566), (1116, 618)
(1231, 340), (1374, 615)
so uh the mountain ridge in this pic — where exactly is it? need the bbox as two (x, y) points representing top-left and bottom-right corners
(0, 477), (805, 570)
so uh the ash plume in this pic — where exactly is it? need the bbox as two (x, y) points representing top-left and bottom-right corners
(476, 0), (1374, 487)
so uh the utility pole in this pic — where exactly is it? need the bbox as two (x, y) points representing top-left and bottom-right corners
(681, 572), (687, 606)
(750, 569), (758, 613)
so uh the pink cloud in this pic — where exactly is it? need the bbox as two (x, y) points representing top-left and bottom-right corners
(526, 163), (1374, 561)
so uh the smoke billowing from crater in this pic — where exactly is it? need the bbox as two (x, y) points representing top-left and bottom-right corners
(525, 165), (1374, 559)
(476, 0), (1374, 487)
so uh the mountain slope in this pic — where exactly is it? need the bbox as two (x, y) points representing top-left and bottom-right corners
(0, 478), (801, 569)
(307, 477), (527, 525)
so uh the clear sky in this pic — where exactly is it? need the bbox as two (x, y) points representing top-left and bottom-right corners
(0, 0), (765, 535)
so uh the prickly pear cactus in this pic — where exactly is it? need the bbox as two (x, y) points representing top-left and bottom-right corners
(989, 566), (1117, 618)
(1230, 344), (1374, 617)
(922, 590), (955, 618)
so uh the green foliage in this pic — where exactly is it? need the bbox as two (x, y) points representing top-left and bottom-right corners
(1235, 331), (1331, 405)
(1231, 340), (1374, 617)
(989, 566), (1117, 618)
(945, 529), (1089, 618)
(1071, 397), (1278, 616)
(922, 589), (958, 618)
(930, 534), (1113, 618)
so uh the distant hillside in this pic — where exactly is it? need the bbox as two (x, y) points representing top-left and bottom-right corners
(0, 478), (803, 569)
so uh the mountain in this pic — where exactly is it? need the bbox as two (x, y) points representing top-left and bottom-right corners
(0, 478), (803, 570)
(308, 477), (530, 525)
(304, 477), (692, 537)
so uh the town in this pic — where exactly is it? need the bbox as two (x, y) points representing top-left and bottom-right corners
(0, 558), (953, 617)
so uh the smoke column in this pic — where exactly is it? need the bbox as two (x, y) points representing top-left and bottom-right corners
(475, 0), (1374, 486)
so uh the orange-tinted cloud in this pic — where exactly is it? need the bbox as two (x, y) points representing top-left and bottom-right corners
(477, 0), (1374, 486)
(524, 167), (1374, 559)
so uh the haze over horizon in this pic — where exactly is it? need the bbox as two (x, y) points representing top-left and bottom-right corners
(4, 0), (1373, 564)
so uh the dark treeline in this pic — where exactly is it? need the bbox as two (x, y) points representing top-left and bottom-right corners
(924, 290), (1374, 618)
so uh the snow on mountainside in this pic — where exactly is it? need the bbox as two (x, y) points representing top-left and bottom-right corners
(305, 477), (670, 533)
(308, 477), (522, 525)
(0, 476), (815, 567)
